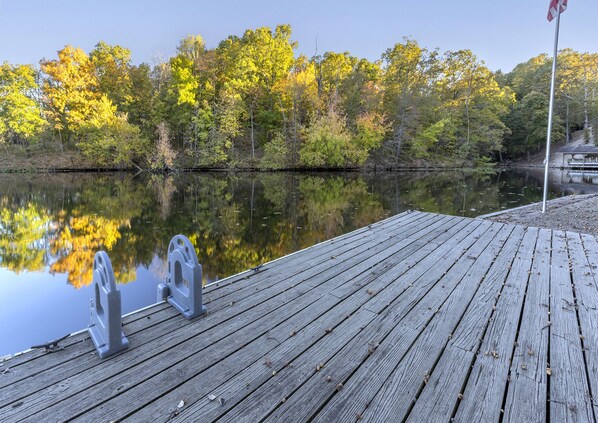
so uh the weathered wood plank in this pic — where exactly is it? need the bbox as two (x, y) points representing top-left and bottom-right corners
(362, 226), (530, 423)
(566, 232), (598, 417)
(502, 229), (552, 422)
(363, 219), (492, 315)
(131, 219), (485, 422)
(452, 227), (537, 422)
(4, 212), (595, 423)
(8, 215), (452, 422)
(0, 301), (172, 375)
(0, 213), (435, 399)
(0, 212), (419, 371)
(68, 238), (447, 422)
(407, 225), (533, 421)
(247, 222), (501, 423)
(549, 231), (594, 422)
(309, 224), (517, 423)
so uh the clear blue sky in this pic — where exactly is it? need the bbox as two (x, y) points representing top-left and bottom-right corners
(1, 0), (596, 72)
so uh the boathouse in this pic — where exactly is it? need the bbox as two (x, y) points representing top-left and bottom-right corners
(557, 144), (598, 168)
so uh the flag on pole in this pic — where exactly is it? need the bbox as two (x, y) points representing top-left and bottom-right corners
(547, 0), (568, 22)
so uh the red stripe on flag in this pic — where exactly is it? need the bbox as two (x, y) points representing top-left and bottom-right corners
(548, 0), (568, 22)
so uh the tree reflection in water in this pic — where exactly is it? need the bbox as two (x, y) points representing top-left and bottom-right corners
(0, 170), (552, 288)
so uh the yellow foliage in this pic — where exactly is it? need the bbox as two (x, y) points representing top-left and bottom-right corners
(41, 45), (100, 134)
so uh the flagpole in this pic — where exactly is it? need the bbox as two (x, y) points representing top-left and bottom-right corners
(542, 6), (561, 213)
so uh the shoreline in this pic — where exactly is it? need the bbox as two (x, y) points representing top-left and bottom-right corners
(480, 194), (598, 237)
(0, 162), (569, 174)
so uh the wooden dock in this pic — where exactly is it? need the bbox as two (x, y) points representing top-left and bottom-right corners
(2, 211), (598, 422)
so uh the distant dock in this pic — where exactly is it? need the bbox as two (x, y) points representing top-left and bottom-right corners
(557, 144), (598, 169)
(1, 211), (597, 422)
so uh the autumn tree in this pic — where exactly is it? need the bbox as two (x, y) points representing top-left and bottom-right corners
(437, 50), (514, 160)
(40, 45), (100, 143)
(90, 41), (133, 112)
(127, 63), (154, 137)
(381, 39), (440, 162)
(0, 63), (46, 144)
(78, 95), (148, 166)
(284, 55), (319, 164)
(218, 25), (296, 161)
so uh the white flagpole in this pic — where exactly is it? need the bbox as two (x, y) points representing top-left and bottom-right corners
(542, 5), (562, 213)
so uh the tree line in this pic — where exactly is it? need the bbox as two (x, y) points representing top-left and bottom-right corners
(1, 24), (597, 169)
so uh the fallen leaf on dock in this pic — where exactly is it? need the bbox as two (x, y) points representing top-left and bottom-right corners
(177, 399), (185, 409)
(367, 341), (380, 355)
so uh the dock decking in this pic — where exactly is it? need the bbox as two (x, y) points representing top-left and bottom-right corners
(2, 211), (598, 422)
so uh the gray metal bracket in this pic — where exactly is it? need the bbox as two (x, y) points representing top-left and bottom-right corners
(88, 251), (129, 359)
(160, 234), (206, 319)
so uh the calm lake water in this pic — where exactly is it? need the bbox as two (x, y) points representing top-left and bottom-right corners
(0, 169), (594, 356)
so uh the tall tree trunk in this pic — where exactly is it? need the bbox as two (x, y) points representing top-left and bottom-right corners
(250, 105), (255, 160)
(57, 128), (64, 152)
(466, 97), (470, 150)
(584, 84), (590, 129)
(566, 102), (570, 143)
(395, 107), (406, 164)
(292, 96), (298, 165)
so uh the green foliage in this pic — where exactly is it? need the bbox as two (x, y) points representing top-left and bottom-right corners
(504, 91), (565, 156)
(77, 96), (148, 166)
(1, 27), (595, 168)
(381, 38), (441, 162)
(127, 63), (154, 136)
(351, 112), (387, 164)
(411, 119), (451, 159)
(300, 107), (352, 167)
(0, 63), (46, 143)
(261, 134), (289, 169)
(218, 24), (296, 154)
(90, 41), (133, 111)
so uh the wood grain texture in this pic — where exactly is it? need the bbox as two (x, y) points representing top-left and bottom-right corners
(502, 229), (552, 423)
(549, 231), (594, 423)
(3, 212), (598, 423)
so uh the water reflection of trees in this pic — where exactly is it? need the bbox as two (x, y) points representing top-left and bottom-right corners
(0, 170), (549, 287)
(0, 172), (393, 288)
(0, 203), (52, 273)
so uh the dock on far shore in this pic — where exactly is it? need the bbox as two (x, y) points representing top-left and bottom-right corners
(2, 210), (598, 422)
